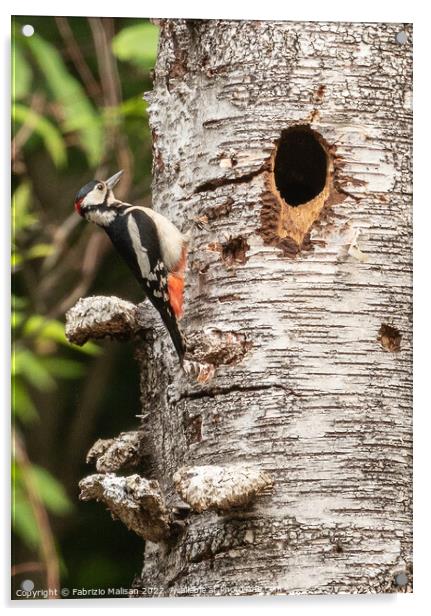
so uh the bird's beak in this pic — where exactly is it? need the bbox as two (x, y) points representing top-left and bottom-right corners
(105, 170), (124, 190)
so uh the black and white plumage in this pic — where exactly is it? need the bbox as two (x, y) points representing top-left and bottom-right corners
(74, 170), (187, 360)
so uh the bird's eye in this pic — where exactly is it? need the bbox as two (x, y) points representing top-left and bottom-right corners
(97, 184), (103, 190)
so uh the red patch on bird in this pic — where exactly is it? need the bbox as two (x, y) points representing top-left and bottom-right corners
(167, 274), (184, 320)
(74, 198), (83, 216)
(167, 244), (187, 319)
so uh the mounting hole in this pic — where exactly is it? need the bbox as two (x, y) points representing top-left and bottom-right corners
(21, 579), (35, 591)
(21, 24), (35, 37)
(274, 126), (328, 207)
(395, 31), (408, 45)
(394, 572), (408, 587)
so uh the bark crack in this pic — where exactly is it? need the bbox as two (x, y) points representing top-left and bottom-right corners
(177, 382), (296, 403)
(194, 164), (269, 194)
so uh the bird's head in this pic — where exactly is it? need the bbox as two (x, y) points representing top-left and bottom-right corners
(74, 170), (124, 218)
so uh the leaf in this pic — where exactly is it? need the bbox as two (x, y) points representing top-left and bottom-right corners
(23, 315), (67, 344)
(12, 311), (25, 330)
(22, 314), (102, 356)
(25, 243), (54, 260)
(12, 487), (40, 550)
(119, 95), (148, 118)
(112, 23), (158, 69)
(11, 253), (23, 269)
(13, 347), (57, 392)
(24, 34), (103, 166)
(13, 103), (67, 168)
(12, 379), (39, 423)
(12, 463), (72, 551)
(40, 357), (85, 379)
(31, 465), (73, 515)
(71, 340), (102, 356)
(12, 182), (37, 232)
(12, 295), (28, 310)
(12, 42), (32, 100)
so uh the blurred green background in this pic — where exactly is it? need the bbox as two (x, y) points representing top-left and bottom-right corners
(12, 16), (159, 597)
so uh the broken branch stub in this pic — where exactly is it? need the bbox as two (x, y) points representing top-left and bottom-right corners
(173, 465), (273, 513)
(65, 296), (214, 383)
(65, 296), (152, 346)
(86, 431), (147, 473)
(79, 473), (172, 542)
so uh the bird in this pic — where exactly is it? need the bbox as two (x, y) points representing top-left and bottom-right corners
(74, 170), (187, 362)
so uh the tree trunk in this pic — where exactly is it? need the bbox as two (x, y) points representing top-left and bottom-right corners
(135, 19), (412, 595)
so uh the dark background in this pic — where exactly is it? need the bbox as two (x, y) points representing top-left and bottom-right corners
(12, 16), (158, 596)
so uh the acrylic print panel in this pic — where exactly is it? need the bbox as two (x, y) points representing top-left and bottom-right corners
(11, 16), (412, 599)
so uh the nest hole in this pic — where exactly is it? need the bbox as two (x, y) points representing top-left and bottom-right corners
(274, 126), (328, 207)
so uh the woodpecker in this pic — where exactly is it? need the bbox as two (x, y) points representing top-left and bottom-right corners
(74, 170), (187, 361)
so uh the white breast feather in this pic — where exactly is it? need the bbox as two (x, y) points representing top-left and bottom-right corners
(124, 206), (185, 272)
(127, 215), (151, 278)
(86, 209), (117, 226)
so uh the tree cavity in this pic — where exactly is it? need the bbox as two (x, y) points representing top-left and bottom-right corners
(274, 125), (328, 207)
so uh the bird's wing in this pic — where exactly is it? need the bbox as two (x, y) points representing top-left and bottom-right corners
(121, 206), (187, 319)
(106, 208), (186, 357)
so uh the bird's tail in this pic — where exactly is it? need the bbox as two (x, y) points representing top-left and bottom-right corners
(159, 305), (215, 383)
(159, 306), (186, 361)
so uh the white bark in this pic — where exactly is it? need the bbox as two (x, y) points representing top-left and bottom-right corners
(77, 19), (412, 596)
(134, 19), (412, 596)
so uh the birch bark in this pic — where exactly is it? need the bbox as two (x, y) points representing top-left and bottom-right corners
(134, 19), (412, 595)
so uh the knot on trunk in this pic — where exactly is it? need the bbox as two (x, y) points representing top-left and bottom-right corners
(65, 296), (217, 382)
(65, 296), (152, 346)
(79, 473), (172, 542)
(185, 328), (252, 367)
(173, 464), (273, 513)
(86, 431), (147, 473)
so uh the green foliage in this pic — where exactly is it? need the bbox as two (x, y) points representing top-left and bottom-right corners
(11, 16), (158, 592)
(12, 182), (36, 232)
(12, 44), (32, 100)
(12, 24), (103, 167)
(13, 485), (41, 549)
(13, 347), (57, 392)
(11, 75), (98, 554)
(119, 95), (148, 118)
(112, 22), (159, 69)
(12, 311), (101, 419)
(13, 462), (73, 551)
(23, 315), (100, 354)
(13, 380), (39, 424)
(24, 34), (103, 166)
(13, 103), (67, 168)
(31, 465), (74, 516)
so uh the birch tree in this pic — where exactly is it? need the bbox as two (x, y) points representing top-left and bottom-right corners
(67, 19), (412, 596)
